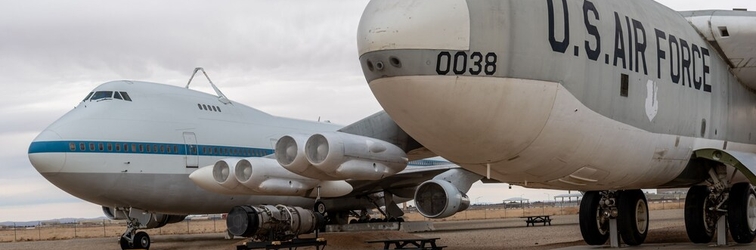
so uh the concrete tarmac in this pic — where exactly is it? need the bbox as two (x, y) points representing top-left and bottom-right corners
(0, 209), (753, 250)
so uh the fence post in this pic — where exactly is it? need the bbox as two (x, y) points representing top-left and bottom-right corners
(213, 217), (217, 233)
(74, 220), (77, 238)
(102, 220), (106, 237)
(13, 222), (16, 242)
(38, 221), (41, 240)
(186, 219), (190, 234)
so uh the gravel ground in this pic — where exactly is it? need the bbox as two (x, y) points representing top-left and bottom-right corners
(0, 209), (741, 250)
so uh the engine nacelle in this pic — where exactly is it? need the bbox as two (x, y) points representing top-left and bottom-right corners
(275, 134), (340, 180)
(191, 157), (352, 197)
(414, 180), (470, 218)
(234, 157), (320, 196)
(304, 132), (408, 180)
(188, 158), (256, 195)
(235, 157), (353, 197)
(226, 205), (325, 241)
(213, 158), (243, 190)
(102, 206), (185, 229)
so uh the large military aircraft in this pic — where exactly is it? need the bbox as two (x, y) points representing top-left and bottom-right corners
(358, 0), (756, 246)
(27, 69), (481, 250)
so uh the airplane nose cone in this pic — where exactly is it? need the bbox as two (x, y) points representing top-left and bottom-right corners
(357, 1), (557, 165)
(28, 130), (67, 175)
(357, 0), (470, 56)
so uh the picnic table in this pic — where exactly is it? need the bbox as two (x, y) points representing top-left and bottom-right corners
(366, 237), (445, 250)
(520, 215), (552, 226)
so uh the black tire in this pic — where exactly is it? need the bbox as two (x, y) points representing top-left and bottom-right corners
(133, 231), (150, 249)
(685, 185), (716, 243)
(579, 191), (609, 245)
(119, 236), (131, 250)
(617, 189), (649, 246)
(728, 182), (756, 243)
(314, 201), (327, 215)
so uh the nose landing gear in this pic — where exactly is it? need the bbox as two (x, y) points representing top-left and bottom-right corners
(119, 217), (151, 250)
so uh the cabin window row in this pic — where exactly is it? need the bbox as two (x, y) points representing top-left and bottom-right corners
(198, 103), (222, 112)
(69, 142), (179, 154)
(201, 146), (268, 157)
(67, 142), (269, 157)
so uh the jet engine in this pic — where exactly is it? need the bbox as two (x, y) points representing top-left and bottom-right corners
(226, 205), (324, 241)
(102, 206), (185, 229)
(275, 134), (339, 180)
(212, 158), (245, 190)
(303, 132), (408, 180)
(234, 157), (351, 197)
(189, 157), (352, 197)
(414, 180), (471, 218)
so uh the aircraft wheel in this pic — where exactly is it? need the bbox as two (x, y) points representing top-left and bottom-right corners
(133, 231), (150, 249)
(579, 191), (609, 245)
(119, 236), (131, 250)
(728, 182), (756, 243)
(314, 201), (327, 215)
(685, 185), (716, 243)
(617, 189), (648, 246)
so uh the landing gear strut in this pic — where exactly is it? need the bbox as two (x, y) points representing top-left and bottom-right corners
(119, 212), (151, 250)
(684, 165), (756, 245)
(578, 190), (648, 246)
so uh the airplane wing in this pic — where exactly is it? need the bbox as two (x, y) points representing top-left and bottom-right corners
(345, 163), (462, 198)
(338, 111), (438, 161)
(681, 10), (756, 89)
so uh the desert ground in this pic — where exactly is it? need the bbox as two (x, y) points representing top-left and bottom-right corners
(0, 201), (703, 250)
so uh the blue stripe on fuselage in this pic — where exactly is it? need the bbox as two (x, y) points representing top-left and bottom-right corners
(28, 141), (447, 166)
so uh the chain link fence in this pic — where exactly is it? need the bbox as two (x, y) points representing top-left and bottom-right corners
(0, 216), (227, 242)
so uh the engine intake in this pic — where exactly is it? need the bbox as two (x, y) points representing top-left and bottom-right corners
(227, 205), (325, 241)
(414, 180), (470, 218)
(275, 134), (338, 180)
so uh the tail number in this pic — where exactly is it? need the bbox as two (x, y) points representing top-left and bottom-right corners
(436, 51), (497, 76)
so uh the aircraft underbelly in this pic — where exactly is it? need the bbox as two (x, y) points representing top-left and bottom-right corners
(41, 171), (315, 215)
(370, 75), (702, 190)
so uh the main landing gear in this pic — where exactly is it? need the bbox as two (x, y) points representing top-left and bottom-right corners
(579, 189), (649, 246)
(684, 167), (756, 245)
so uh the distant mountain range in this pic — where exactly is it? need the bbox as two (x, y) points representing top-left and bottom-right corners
(0, 217), (108, 227)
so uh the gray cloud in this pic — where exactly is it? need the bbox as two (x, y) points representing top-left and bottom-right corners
(2, 0), (755, 221)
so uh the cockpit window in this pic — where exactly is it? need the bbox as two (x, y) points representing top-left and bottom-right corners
(83, 92), (93, 102)
(120, 92), (132, 101)
(91, 91), (113, 101)
(84, 91), (132, 102)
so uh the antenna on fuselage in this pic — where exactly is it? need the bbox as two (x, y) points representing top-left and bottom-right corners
(186, 67), (231, 104)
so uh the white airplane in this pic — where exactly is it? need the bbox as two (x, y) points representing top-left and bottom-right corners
(27, 69), (481, 250)
(358, 0), (756, 247)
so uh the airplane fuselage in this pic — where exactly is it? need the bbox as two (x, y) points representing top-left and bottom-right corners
(29, 80), (344, 214)
(358, 0), (756, 190)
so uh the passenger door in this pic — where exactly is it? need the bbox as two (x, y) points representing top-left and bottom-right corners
(183, 132), (199, 168)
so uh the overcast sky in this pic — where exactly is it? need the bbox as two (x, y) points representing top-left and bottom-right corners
(1, 0), (753, 222)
